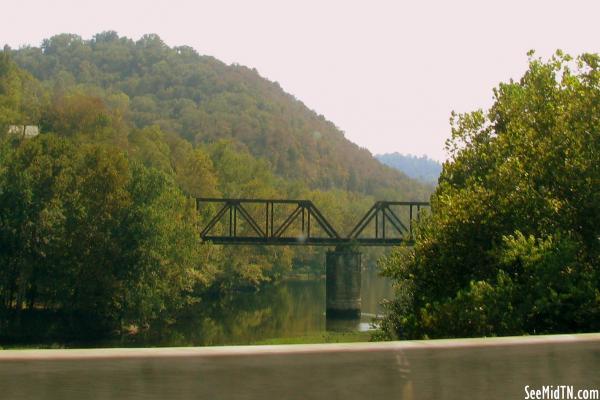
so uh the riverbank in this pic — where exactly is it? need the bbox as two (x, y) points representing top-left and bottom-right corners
(0, 331), (373, 349)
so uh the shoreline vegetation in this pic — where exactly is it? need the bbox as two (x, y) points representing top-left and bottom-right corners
(378, 51), (599, 340)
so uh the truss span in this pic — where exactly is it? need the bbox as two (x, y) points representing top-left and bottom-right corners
(196, 198), (429, 246)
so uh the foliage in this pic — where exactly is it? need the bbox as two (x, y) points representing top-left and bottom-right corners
(0, 134), (211, 338)
(0, 52), (45, 131)
(10, 32), (430, 198)
(379, 52), (600, 339)
(40, 89), (128, 147)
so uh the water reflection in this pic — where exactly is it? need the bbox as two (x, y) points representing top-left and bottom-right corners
(122, 266), (392, 346)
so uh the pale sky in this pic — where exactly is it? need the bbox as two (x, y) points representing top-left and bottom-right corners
(3, 0), (600, 161)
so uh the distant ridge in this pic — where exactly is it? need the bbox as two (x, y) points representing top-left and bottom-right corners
(376, 153), (442, 185)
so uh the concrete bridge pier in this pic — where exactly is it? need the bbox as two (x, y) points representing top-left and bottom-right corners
(326, 247), (361, 319)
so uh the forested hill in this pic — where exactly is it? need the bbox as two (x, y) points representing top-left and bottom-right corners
(376, 153), (442, 185)
(9, 32), (428, 199)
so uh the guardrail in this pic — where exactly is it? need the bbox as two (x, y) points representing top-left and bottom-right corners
(1, 334), (598, 399)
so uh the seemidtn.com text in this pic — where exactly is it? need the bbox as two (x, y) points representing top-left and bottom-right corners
(525, 385), (599, 400)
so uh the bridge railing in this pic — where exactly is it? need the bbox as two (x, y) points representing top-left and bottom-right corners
(196, 198), (430, 246)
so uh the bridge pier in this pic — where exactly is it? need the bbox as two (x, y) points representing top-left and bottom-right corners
(326, 247), (361, 319)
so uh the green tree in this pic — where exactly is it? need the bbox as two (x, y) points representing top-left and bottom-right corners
(379, 52), (600, 340)
(0, 134), (212, 338)
(0, 50), (44, 131)
(41, 90), (128, 147)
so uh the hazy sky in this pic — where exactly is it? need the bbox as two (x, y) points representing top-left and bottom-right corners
(3, 0), (600, 161)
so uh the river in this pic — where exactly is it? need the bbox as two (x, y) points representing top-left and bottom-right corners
(120, 266), (393, 347)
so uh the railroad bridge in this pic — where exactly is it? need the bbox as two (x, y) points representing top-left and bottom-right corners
(197, 198), (429, 318)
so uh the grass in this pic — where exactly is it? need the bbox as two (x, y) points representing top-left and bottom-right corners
(0, 343), (66, 350)
(2, 331), (375, 349)
(249, 331), (372, 345)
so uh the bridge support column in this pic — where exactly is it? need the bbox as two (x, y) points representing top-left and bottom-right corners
(326, 247), (361, 319)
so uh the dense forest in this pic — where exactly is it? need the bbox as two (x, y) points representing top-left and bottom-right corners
(376, 153), (442, 185)
(7, 32), (428, 197)
(0, 33), (431, 342)
(378, 51), (600, 339)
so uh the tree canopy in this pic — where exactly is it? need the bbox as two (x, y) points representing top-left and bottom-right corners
(0, 134), (208, 338)
(9, 32), (429, 198)
(379, 52), (600, 339)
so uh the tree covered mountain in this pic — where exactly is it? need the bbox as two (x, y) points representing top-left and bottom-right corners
(0, 34), (432, 341)
(376, 153), (442, 185)
(8, 32), (429, 199)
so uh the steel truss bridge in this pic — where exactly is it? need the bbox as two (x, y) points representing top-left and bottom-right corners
(197, 198), (429, 246)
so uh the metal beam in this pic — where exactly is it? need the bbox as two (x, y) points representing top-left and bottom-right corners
(201, 236), (415, 246)
(196, 198), (429, 247)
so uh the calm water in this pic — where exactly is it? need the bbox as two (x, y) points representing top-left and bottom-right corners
(124, 267), (392, 347)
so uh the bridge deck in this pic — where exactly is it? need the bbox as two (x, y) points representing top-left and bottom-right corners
(201, 236), (415, 246)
